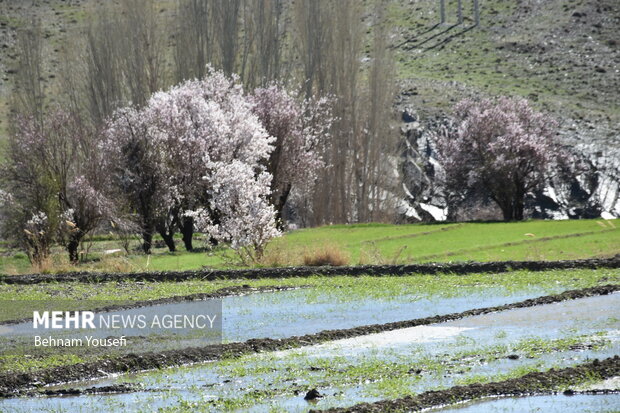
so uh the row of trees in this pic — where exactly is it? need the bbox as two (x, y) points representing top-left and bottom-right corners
(2, 88), (566, 266)
(0, 70), (333, 264)
(10, 0), (401, 224)
(2, 0), (400, 265)
(1, 0), (571, 266)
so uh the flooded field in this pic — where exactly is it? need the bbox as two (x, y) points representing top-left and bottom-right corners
(2, 291), (618, 412)
(435, 393), (620, 413)
(0, 284), (554, 354)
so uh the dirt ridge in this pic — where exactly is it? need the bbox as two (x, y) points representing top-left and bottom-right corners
(313, 356), (620, 412)
(1, 257), (618, 285)
(0, 284), (617, 396)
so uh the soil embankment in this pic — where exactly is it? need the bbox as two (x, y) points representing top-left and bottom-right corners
(1, 258), (618, 285)
(314, 356), (620, 413)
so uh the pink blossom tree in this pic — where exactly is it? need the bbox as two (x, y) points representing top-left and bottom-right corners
(104, 69), (281, 257)
(250, 85), (333, 226)
(435, 97), (560, 221)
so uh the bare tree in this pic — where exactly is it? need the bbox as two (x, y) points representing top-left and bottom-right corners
(173, 0), (214, 82)
(241, 0), (287, 87)
(83, 5), (124, 125)
(293, 0), (332, 99)
(12, 18), (45, 122)
(117, 0), (166, 107)
(212, 0), (242, 75)
(356, 2), (400, 222)
(292, 0), (399, 225)
(74, 1), (166, 126)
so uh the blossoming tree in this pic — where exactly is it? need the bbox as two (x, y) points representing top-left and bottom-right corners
(250, 85), (333, 226)
(103, 105), (168, 254)
(1, 110), (113, 263)
(436, 97), (560, 221)
(104, 69), (281, 258)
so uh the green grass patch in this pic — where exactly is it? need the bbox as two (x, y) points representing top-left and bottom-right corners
(1, 219), (617, 275)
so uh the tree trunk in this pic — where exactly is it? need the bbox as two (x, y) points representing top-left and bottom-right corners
(67, 237), (80, 264)
(474, 0), (480, 26)
(514, 195), (525, 221)
(159, 230), (176, 252)
(142, 229), (153, 254)
(440, 0), (446, 24)
(273, 183), (291, 230)
(180, 216), (194, 251)
(155, 219), (177, 252)
(501, 205), (514, 221)
(499, 197), (525, 221)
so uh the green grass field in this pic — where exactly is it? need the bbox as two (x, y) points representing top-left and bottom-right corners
(0, 219), (618, 275)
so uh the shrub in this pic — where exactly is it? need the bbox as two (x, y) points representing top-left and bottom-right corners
(302, 245), (350, 266)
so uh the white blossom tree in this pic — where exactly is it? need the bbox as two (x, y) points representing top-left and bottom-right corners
(202, 160), (280, 262)
(104, 69), (281, 257)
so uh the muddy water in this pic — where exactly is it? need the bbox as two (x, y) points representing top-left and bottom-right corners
(433, 393), (620, 412)
(1, 293), (618, 412)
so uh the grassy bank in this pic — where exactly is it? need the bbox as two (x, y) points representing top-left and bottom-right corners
(0, 219), (618, 275)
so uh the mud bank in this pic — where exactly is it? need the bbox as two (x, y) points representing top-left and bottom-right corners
(314, 356), (620, 413)
(0, 284), (617, 396)
(1, 258), (618, 285)
(22, 384), (139, 398)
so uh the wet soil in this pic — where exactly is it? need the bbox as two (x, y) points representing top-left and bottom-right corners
(1, 258), (618, 285)
(314, 356), (620, 413)
(28, 384), (139, 398)
(0, 284), (616, 396)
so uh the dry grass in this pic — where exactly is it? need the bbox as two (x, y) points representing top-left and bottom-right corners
(259, 242), (350, 267)
(19, 254), (135, 275)
(302, 244), (350, 266)
(27, 255), (68, 274)
(258, 245), (300, 267)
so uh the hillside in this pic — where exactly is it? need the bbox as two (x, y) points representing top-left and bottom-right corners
(386, 0), (620, 220)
